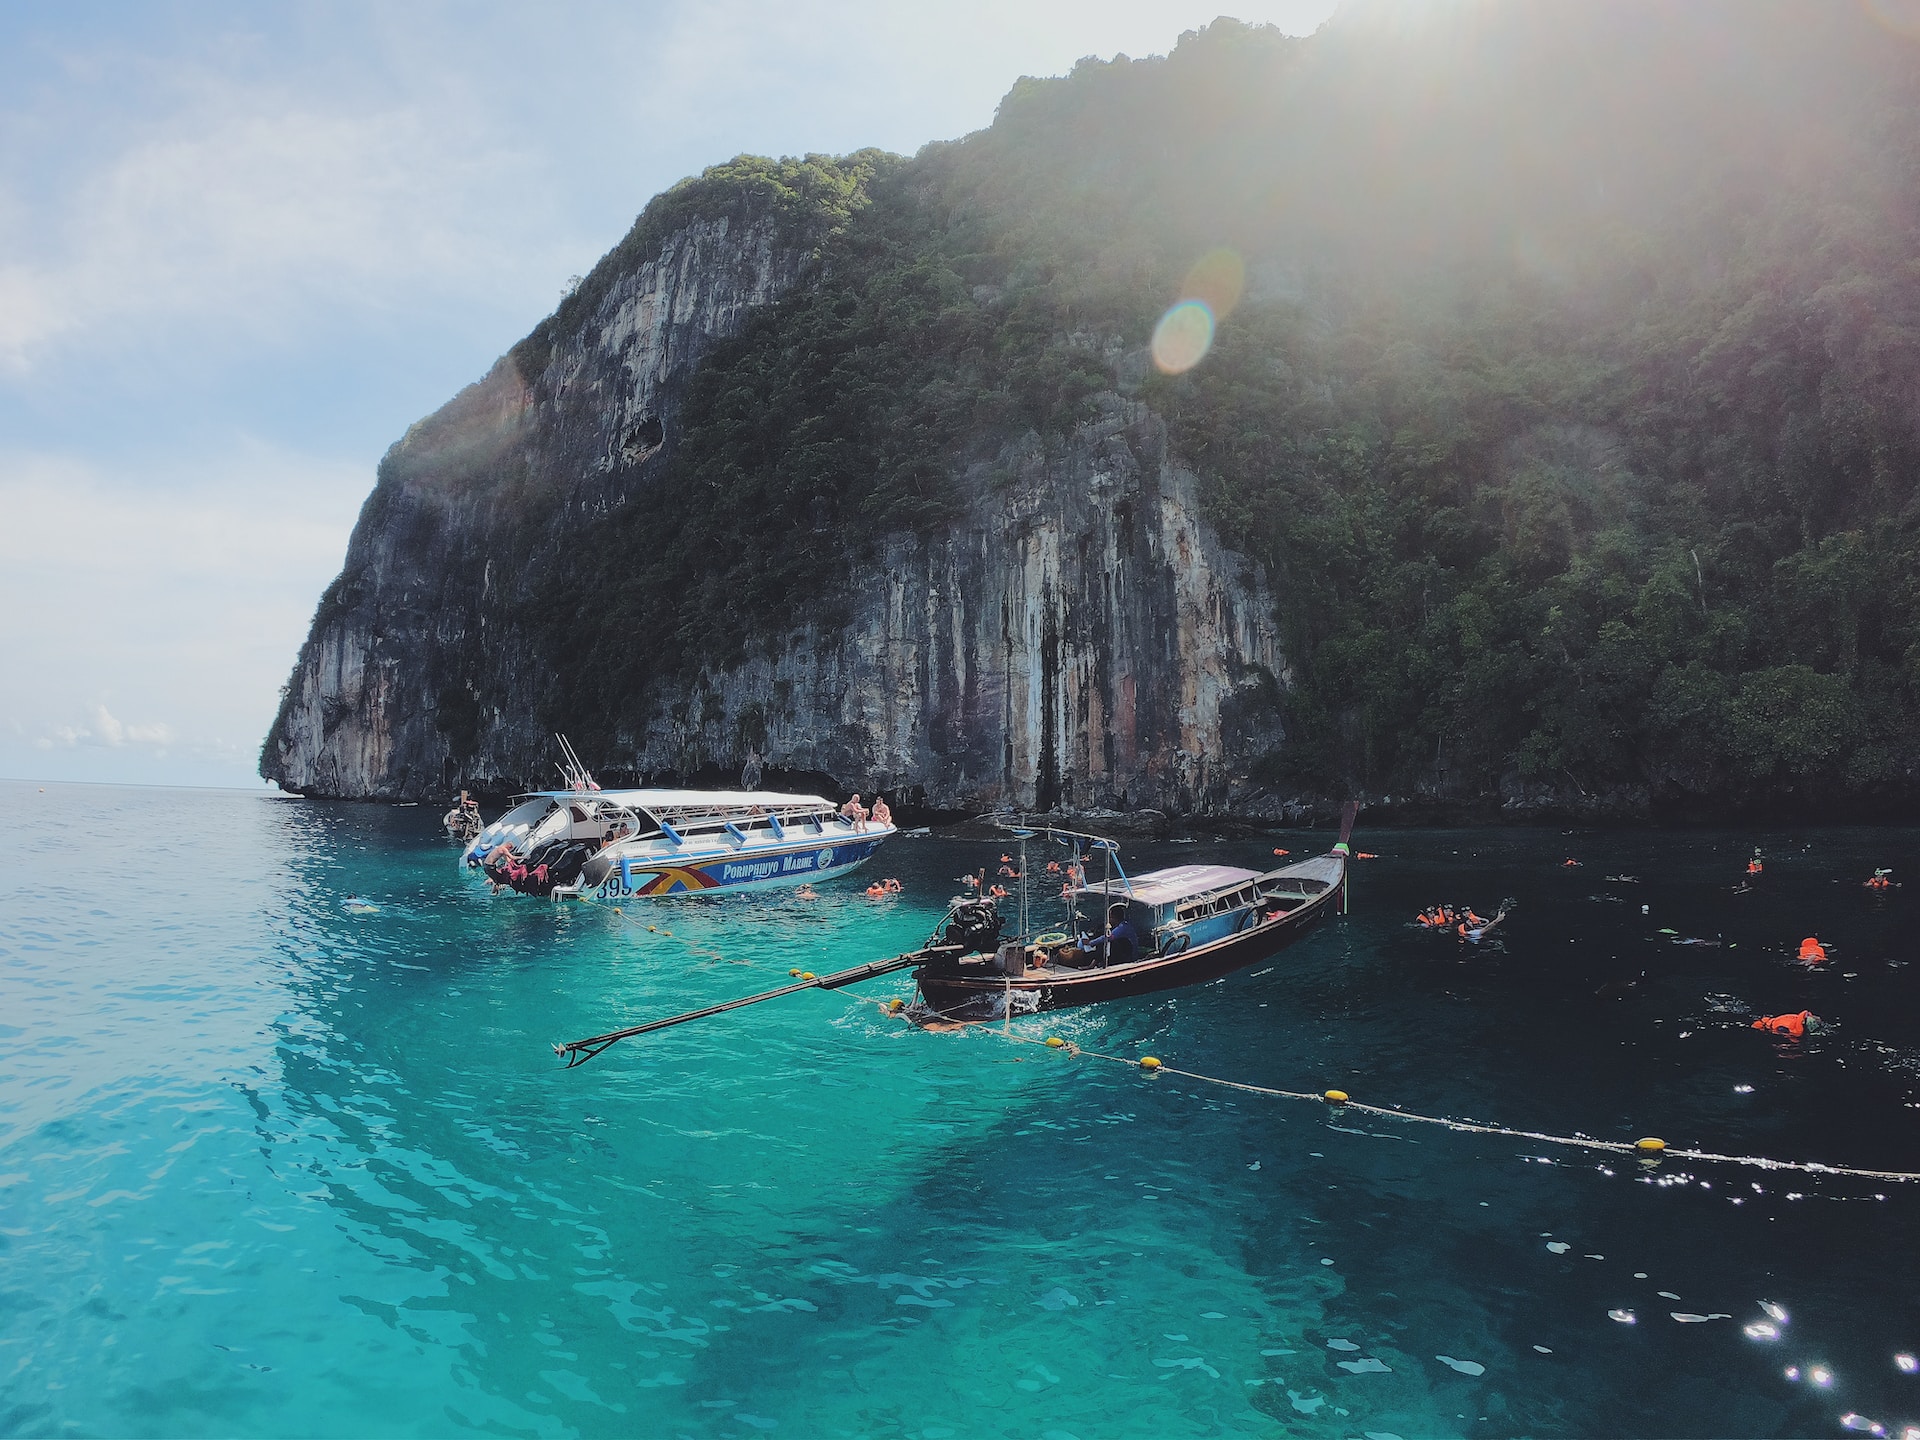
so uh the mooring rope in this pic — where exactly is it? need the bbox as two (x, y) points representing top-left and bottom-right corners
(851, 997), (1920, 1185)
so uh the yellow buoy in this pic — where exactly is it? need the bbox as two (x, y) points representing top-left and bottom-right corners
(612, 907), (622, 915)
(1324, 1089), (1350, 1105)
(801, 972), (816, 981)
(1045, 1036), (1065, 1049)
(1140, 1056), (1162, 1071)
(790, 968), (801, 977)
(648, 925), (658, 933)
(1635, 1137), (1667, 1154)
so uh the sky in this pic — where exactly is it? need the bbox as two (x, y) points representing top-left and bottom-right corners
(0, 0), (1341, 789)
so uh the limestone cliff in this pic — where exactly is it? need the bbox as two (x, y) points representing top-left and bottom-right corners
(263, 161), (1284, 812)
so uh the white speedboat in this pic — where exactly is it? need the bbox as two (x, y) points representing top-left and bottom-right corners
(463, 787), (894, 899)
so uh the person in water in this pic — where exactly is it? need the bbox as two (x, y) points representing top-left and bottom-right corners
(1752, 1010), (1815, 1038)
(1458, 907), (1509, 943)
(1798, 936), (1829, 963)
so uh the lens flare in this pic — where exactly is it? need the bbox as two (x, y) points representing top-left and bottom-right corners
(1181, 247), (1246, 322)
(1863, 0), (1920, 41)
(1152, 300), (1216, 374)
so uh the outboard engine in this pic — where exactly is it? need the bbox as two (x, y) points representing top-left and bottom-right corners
(580, 850), (616, 889)
(943, 899), (1003, 956)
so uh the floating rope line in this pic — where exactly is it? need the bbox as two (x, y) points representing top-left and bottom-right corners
(602, 905), (745, 967)
(851, 998), (1920, 1185)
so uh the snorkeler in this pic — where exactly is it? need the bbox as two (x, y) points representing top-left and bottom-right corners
(1752, 1010), (1815, 1038)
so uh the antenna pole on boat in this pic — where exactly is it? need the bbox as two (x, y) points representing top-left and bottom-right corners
(1011, 825), (1033, 942)
(1101, 841), (1113, 967)
(1335, 799), (1358, 914)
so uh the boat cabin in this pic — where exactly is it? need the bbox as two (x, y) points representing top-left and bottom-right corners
(1070, 862), (1335, 960)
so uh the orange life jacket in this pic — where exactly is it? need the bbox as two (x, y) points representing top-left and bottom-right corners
(1797, 937), (1827, 962)
(1752, 1011), (1810, 1038)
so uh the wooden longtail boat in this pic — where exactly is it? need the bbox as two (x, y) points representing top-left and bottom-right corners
(909, 804), (1354, 1022)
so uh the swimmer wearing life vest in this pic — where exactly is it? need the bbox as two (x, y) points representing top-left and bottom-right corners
(1752, 1010), (1814, 1038)
(1866, 868), (1893, 890)
(1797, 936), (1828, 963)
(1458, 907), (1509, 943)
(1747, 849), (1765, 876)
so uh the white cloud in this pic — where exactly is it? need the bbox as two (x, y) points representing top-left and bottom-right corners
(39, 703), (174, 751)
(0, 88), (557, 372)
(0, 442), (367, 785)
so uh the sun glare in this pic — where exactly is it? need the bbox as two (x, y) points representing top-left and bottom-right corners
(1863, 0), (1920, 41)
(1151, 299), (1215, 374)
(1153, 247), (1245, 374)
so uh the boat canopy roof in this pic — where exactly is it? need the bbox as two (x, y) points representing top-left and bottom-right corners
(1078, 864), (1261, 907)
(521, 788), (837, 818)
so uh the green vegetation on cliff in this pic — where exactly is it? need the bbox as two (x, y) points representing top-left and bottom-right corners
(536, 2), (1920, 813)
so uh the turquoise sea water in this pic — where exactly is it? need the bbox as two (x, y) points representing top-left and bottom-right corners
(2, 780), (1918, 1438)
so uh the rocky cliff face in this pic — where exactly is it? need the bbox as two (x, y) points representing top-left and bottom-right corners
(631, 400), (1282, 815)
(264, 191), (1284, 813)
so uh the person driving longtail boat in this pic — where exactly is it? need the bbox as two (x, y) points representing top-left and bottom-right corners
(1798, 936), (1829, 963)
(1075, 903), (1139, 967)
(1753, 1010), (1814, 1038)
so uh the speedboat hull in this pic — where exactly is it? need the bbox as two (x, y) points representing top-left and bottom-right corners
(581, 831), (890, 898)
